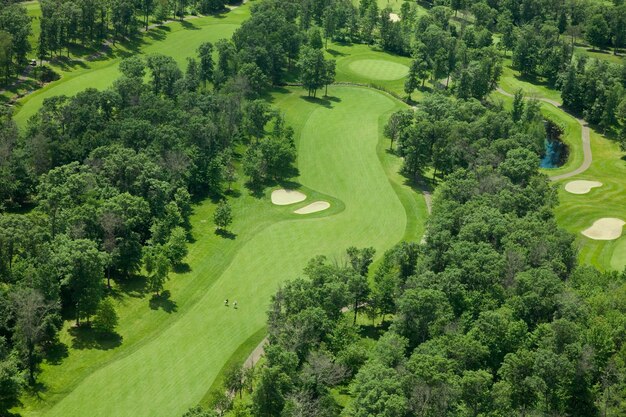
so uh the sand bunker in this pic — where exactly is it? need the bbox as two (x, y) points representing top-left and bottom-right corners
(389, 13), (400, 22)
(271, 189), (306, 205)
(294, 201), (330, 214)
(564, 180), (603, 194)
(582, 218), (625, 240)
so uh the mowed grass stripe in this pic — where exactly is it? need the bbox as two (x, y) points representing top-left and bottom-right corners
(40, 87), (414, 417)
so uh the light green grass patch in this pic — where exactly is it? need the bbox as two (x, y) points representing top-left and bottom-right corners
(498, 58), (562, 103)
(554, 129), (626, 271)
(326, 43), (420, 98)
(347, 58), (409, 80)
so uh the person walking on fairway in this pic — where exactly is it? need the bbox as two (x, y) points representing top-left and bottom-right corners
(233, 300), (238, 309)
(224, 299), (229, 307)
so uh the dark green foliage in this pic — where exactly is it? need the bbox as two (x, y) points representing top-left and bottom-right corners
(213, 200), (232, 231)
(93, 297), (118, 334)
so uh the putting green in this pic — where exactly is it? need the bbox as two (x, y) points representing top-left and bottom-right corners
(26, 86), (425, 417)
(347, 59), (409, 81)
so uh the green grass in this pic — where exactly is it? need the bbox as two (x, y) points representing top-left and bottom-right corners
(553, 129), (626, 272)
(326, 42), (426, 99)
(498, 57), (562, 103)
(347, 58), (409, 80)
(16, 86), (427, 417)
(24, 1), (41, 58)
(11, 4), (252, 127)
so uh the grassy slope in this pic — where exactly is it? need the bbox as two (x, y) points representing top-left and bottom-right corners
(18, 86), (425, 417)
(497, 60), (626, 271)
(12, 5), (250, 127)
(554, 130), (626, 271)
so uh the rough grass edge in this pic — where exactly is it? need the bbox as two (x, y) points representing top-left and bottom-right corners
(199, 326), (267, 407)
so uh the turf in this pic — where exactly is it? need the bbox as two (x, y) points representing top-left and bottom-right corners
(16, 86), (427, 417)
(347, 58), (409, 80)
(325, 42), (429, 99)
(553, 129), (626, 271)
(498, 58), (562, 103)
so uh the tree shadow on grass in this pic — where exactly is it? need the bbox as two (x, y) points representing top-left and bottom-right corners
(326, 48), (347, 57)
(173, 263), (192, 274)
(301, 95), (337, 109)
(68, 326), (123, 350)
(43, 340), (69, 365)
(358, 320), (390, 340)
(180, 19), (200, 30)
(113, 274), (148, 299)
(215, 228), (237, 240)
(149, 290), (177, 313)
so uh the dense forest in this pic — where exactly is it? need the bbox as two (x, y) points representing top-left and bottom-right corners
(0, 0), (625, 415)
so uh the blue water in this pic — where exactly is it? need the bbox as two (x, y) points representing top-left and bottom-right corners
(540, 138), (566, 168)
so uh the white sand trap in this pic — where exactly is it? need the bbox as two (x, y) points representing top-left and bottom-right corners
(271, 189), (306, 205)
(564, 180), (603, 194)
(389, 13), (400, 22)
(294, 201), (330, 214)
(582, 218), (625, 240)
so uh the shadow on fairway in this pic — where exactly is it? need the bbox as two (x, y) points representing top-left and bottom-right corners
(326, 48), (347, 57)
(215, 228), (237, 240)
(44, 341), (69, 365)
(173, 263), (192, 274)
(115, 275), (148, 298)
(301, 95), (341, 109)
(180, 19), (200, 30)
(69, 327), (123, 350)
(149, 290), (178, 313)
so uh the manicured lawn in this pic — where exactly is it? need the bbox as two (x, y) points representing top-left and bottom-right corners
(12, 5), (251, 127)
(498, 58), (562, 103)
(326, 42), (429, 99)
(16, 86), (427, 417)
(553, 129), (626, 271)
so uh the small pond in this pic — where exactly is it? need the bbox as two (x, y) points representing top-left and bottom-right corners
(540, 120), (568, 169)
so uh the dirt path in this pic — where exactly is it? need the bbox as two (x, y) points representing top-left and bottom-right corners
(243, 337), (268, 369)
(495, 87), (592, 181)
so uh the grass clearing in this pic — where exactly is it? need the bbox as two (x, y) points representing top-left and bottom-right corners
(326, 42), (428, 99)
(347, 58), (409, 80)
(16, 86), (427, 417)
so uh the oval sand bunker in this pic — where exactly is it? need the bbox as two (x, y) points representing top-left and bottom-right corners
(294, 201), (330, 214)
(564, 180), (603, 194)
(582, 218), (625, 240)
(271, 189), (306, 205)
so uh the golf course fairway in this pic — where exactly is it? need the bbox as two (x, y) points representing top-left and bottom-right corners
(29, 86), (424, 417)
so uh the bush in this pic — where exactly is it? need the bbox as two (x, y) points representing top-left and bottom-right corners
(93, 298), (118, 334)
